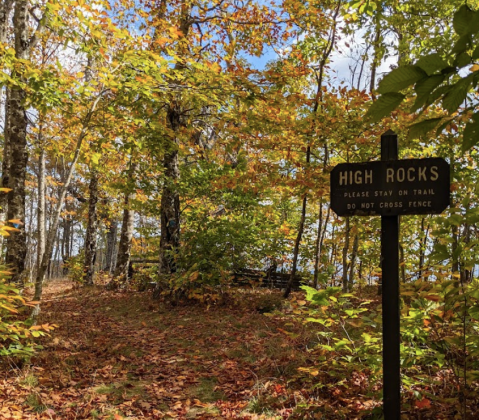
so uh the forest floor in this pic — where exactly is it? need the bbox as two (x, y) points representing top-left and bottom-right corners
(0, 280), (443, 420)
(0, 280), (324, 420)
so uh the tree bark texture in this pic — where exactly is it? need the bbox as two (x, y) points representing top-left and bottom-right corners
(342, 217), (351, 292)
(114, 193), (135, 280)
(0, 88), (11, 259)
(104, 219), (118, 273)
(369, 4), (383, 96)
(0, 0), (14, 258)
(313, 200), (324, 289)
(61, 214), (72, 275)
(5, 0), (29, 286)
(159, 107), (181, 275)
(348, 232), (359, 288)
(0, 0), (13, 43)
(84, 170), (99, 285)
(114, 163), (137, 280)
(284, 146), (310, 298)
(34, 144), (46, 300)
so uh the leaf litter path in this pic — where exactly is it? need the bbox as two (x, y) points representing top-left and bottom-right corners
(1, 280), (313, 420)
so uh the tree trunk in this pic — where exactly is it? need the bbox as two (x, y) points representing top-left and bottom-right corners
(52, 230), (60, 278)
(5, 0), (30, 287)
(113, 194), (135, 280)
(342, 217), (351, 292)
(84, 170), (99, 285)
(418, 217), (430, 280)
(37, 144), (46, 262)
(399, 243), (406, 283)
(451, 224), (459, 281)
(0, 1), (13, 258)
(32, 76), (103, 310)
(0, 88), (11, 260)
(113, 163), (137, 281)
(349, 232), (359, 289)
(0, 0), (13, 42)
(159, 108), (181, 275)
(369, 5), (383, 96)
(61, 208), (73, 276)
(313, 198), (331, 288)
(313, 200), (324, 289)
(284, 146), (311, 298)
(104, 219), (118, 273)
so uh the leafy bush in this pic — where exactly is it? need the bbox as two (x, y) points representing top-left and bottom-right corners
(65, 252), (85, 284)
(0, 277), (55, 358)
(297, 278), (479, 417)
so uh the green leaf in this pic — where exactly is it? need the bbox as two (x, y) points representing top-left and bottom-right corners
(312, 291), (330, 306)
(426, 84), (453, 108)
(412, 74), (445, 112)
(469, 306), (479, 320)
(442, 75), (472, 113)
(452, 34), (471, 54)
(455, 52), (472, 68)
(407, 118), (443, 141)
(472, 45), (479, 59)
(453, 5), (479, 36)
(416, 53), (448, 76)
(301, 286), (330, 306)
(465, 206), (479, 224)
(442, 76), (472, 113)
(463, 112), (479, 151)
(365, 93), (405, 123)
(377, 65), (427, 94)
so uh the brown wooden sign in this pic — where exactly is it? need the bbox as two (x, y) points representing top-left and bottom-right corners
(330, 158), (450, 216)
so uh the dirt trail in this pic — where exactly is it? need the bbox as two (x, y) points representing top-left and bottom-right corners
(0, 280), (307, 419)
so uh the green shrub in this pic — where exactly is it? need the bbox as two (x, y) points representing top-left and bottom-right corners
(0, 278), (55, 358)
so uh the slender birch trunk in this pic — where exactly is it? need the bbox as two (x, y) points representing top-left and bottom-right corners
(104, 219), (118, 273)
(349, 232), (359, 289)
(113, 162), (136, 281)
(37, 142), (46, 271)
(0, 0), (14, 258)
(84, 170), (99, 285)
(32, 88), (104, 311)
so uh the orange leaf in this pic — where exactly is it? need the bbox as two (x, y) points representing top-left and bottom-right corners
(415, 397), (431, 409)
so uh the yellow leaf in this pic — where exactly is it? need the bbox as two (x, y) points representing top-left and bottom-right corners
(3, 226), (20, 232)
(470, 64), (479, 72)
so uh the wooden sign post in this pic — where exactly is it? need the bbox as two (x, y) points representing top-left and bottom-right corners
(381, 130), (400, 420)
(330, 130), (450, 420)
